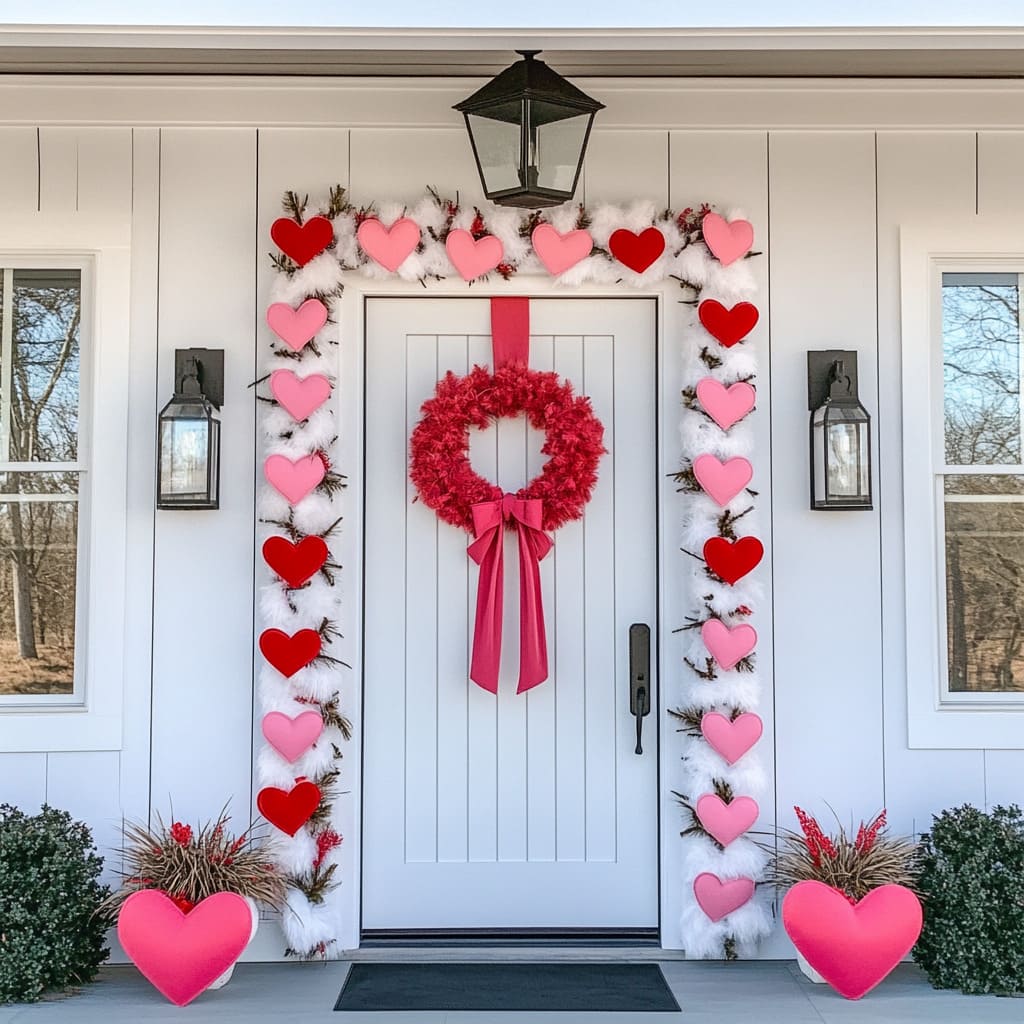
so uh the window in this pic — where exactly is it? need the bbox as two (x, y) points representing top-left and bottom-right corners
(940, 272), (1024, 701)
(0, 268), (85, 702)
(901, 220), (1024, 748)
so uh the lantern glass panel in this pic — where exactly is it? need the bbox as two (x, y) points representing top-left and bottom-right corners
(812, 402), (871, 508)
(467, 107), (524, 194)
(158, 399), (219, 509)
(528, 101), (591, 193)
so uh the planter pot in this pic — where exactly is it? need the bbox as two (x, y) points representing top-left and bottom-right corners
(207, 896), (260, 991)
(796, 949), (827, 984)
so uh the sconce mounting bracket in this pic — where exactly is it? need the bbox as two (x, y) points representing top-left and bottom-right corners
(807, 349), (859, 410)
(174, 348), (224, 408)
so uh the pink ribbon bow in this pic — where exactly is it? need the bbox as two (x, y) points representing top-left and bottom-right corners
(467, 494), (553, 694)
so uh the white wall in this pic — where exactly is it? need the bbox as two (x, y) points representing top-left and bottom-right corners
(1, 77), (1023, 957)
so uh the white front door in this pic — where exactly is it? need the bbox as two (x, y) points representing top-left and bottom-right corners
(362, 296), (659, 933)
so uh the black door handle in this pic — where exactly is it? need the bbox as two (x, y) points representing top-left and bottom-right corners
(629, 623), (651, 755)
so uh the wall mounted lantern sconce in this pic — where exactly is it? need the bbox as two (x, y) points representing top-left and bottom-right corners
(156, 348), (224, 510)
(454, 49), (604, 209)
(807, 350), (873, 511)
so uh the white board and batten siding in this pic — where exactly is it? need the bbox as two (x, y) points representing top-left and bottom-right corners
(0, 79), (1023, 957)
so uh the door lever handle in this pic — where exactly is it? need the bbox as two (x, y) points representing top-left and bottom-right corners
(629, 623), (651, 755)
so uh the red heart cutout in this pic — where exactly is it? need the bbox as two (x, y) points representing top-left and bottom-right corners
(608, 227), (665, 273)
(117, 891), (252, 1006)
(262, 536), (329, 589)
(258, 628), (321, 677)
(270, 216), (334, 266)
(698, 299), (759, 348)
(783, 881), (923, 1000)
(703, 536), (764, 585)
(257, 779), (322, 836)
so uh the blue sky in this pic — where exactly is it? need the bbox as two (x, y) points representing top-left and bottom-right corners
(3, 1), (1024, 28)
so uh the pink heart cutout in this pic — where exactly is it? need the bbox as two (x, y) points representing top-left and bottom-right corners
(357, 217), (421, 272)
(696, 379), (756, 431)
(693, 454), (753, 506)
(261, 710), (324, 762)
(702, 212), (754, 266)
(695, 793), (759, 847)
(446, 229), (504, 281)
(702, 618), (757, 671)
(264, 453), (325, 504)
(701, 711), (763, 765)
(270, 370), (332, 422)
(532, 223), (593, 275)
(783, 881), (924, 1000)
(117, 890), (252, 1006)
(266, 298), (328, 352)
(693, 872), (756, 922)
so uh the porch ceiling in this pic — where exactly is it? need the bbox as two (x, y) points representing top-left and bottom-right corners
(1, 26), (1024, 77)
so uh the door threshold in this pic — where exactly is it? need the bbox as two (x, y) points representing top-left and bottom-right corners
(355, 929), (668, 957)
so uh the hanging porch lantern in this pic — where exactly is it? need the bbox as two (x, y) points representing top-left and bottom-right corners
(157, 349), (224, 510)
(807, 350), (873, 511)
(454, 50), (604, 209)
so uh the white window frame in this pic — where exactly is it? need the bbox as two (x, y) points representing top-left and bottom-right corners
(902, 218), (1024, 749)
(0, 214), (130, 751)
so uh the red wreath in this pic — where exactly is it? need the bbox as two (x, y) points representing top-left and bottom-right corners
(409, 361), (606, 533)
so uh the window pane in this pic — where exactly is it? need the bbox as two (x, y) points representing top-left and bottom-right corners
(6, 269), (81, 464)
(941, 272), (1020, 466)
(944, 475), (1024, 693)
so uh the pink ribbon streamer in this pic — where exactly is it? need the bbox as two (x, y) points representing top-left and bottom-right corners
(490, 296), (530, 368)
(467, 494), (553, 694)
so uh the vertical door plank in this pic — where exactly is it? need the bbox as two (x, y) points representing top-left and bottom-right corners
(46, 751), (123, 881)
(583, 131), (669, 207)
(582, 334), (618, 863)
(150, 128), (257, 823)
(349, 129), (482, 207)
(525, 335), (557, 862)
(0, 128), (39, 212)
(669, 131), (774, 951)
(877, 132), (986, 831)
(435, 334), (471, 863)
(768, 132), (884, 823)
(466, 331), (499, 861)
(553, 339), (587, 863)
(120, 128), (160, 829)
(404, 334), (440, 863)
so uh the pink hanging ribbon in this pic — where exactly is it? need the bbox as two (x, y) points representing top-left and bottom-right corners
(468, 495), (553, 693)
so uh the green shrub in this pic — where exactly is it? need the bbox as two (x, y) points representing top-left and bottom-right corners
(913, 804), (1024, 995)
(0, 804), (113, 1003)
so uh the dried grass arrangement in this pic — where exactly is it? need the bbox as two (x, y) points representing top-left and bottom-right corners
(770, 807), (919, 903)
(104, 807), (286, 914)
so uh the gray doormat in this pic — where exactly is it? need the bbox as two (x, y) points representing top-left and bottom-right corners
(334, 962), (681, 1012)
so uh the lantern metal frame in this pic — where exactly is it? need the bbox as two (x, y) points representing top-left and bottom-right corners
(807, 349), (873, 512)
(156, 348), (224, 511)
(454, 50), (604, 209)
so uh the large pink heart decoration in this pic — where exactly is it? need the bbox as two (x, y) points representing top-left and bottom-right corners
(696, 378), (756, 431)
(357, 217), (421, 272)
(270, 370), (332, 422)
(264, 453), (326, 504)
(261, 710), (324, 763)
(266, 298), (328, 352)
(693, 872), (756, 922)
(701, 711), (763, 765)
(702, 212), (754, 266)
(783, 881), (924, 1000)
(695, 793), (759, 847)
(702, 618), (757, 671)
(531, 223), (593, 276)
(446, 229), (504, 282)
(117, 890), (253, 1006)
(692, 454), (753, 506)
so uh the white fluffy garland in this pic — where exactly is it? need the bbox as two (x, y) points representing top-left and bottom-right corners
(264, 190), (768, 958)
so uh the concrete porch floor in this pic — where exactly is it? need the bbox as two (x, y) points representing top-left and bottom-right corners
(1, 959), (1021, 1024)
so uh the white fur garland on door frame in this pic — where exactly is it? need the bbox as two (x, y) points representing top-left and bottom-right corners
(261, 186), (769, 958)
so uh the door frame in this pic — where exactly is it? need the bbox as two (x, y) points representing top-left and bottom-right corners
(333, 277), (688, 951)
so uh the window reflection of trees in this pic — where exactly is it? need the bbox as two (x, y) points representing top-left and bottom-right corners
(0, 270), (81, 696)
